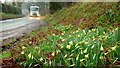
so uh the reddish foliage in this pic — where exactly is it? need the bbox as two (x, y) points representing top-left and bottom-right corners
(1, 57), (23, 68)
(44, 52), (55, 60)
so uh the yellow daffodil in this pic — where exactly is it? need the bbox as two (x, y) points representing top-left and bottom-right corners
(79, 41), (84, 44)
(38, 51), (40, 53)
(84, 48), (88, 53)
(100, 45), (104, 51)
(89, 30), (91, 33)
(69, 41), (73, 45)
(80, 59), (85, 62)
(92, 29), (95, 31)
(62, 39), (65, 41)
(100, 56), (104, 59)
(22, 46), (26, 49)
(64, 54), (68, 58)
(87, 44), (90, 46)
(60, 36), (63, 39)
(28, 53), (32, 58)
(111, 46), (117, 51)
(84, 54), (89, 58)
(56, 50), (60, 54)
(70, 64), (75, 66)
(66, 45), (71, 49)
(40, 57), (43, 61)
(115, 28), (118, 30)
(73, 32), (75, 34)
(70, 54), (73, 57)
(69, 35), (71, 37)
(76, 54), (80, 60)
(91, 45), (95, 49)
(29, 41), (32, 44)
(35, 47), (38, 49)
(85, 42), (88, 45)
(77, 35), (80, 37)
(51, 52), (55, 56)
(104, 52), (109, 55)
(75, 43), (79, 47)
(31, 56), (34, 59)
(61, 45), (64, 49)
(34, 64), (39, 67)
(108, 50), (111, 52)
(76, 30), (79, 33)
(81, 50), (83, 54)
(21, 51), (24, 54)
(62, 33), (64, 35)
(44, 61), (47, 65)
(72, 50), (75, 52)
(52, 33), (55, 36)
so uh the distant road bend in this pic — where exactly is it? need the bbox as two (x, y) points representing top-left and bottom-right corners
(0, 17), (47, 46)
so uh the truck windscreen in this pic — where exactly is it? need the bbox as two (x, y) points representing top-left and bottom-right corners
(30, 8), (39, 11)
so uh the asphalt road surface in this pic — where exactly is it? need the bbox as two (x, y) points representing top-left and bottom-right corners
(0, 17), (47, 46)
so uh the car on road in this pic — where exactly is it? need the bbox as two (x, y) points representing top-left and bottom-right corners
(29, 6), (40, 17)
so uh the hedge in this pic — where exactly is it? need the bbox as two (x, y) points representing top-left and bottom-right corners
(1, 3), (22, 14)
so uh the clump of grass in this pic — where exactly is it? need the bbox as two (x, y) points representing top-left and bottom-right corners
(0, 12), (24, 20)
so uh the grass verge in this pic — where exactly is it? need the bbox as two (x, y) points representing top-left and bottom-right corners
(0, 12), (24, 20)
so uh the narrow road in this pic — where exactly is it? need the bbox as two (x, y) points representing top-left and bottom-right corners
(0, 17), (47, 46)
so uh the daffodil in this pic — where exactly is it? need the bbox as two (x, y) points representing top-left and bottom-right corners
(69, 41), (73, 45)
(40, 57), (43, 61)
(76, 54), (80, 60)
(35, 47), (38, 49)
(52, 33), (55, 36)
(70, 54), (73, 57)
(73, 32), (75, 34)
(89, 30), (91, 33)
(81, 50), (83, 54)
(28, 53), (32, 58)
(60, 36), (63, 39)
(100, 45), (104, 51)
(71, 50), (74, 52)
(62, 33), (64, 35)
(80, 59), (85, 62)
(75, 43), (79, 47)
(44, 61), (47, 65)
(115, 28), (118, 30)
(85, 42), (88, 44)
(21, 51), (24, 54)
(62, 39), (65, 41)
(22, 46), (26, 49)
(66, 45), (71, 49)
(77, 35), (80, 37)
(70, 64), (75, 66)
(64, 54), (68, 58)
(76, 30), (79, 33)
(38, 50), (40, 53)
(87, 44), (90, 46)
(34, 64), (39, 67)
(69, 35), (71, 37)
(108, 50), (111, 52)
(104, 52), (109, 55)
(84, 48), (88, 53)
(31, 56), (34, 59)
(100, 56), (104, 59)
(84, 54), (89, 58)
(29, 41), (32, 44)
(79, 41), (84, 44)
(51, 52), (55, 56)
(111, 46), (117, 51)
(91, 45), (95, 49)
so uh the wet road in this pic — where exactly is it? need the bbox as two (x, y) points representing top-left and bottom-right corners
(0, 17), (40, 31)
(0, 17), (47, 46)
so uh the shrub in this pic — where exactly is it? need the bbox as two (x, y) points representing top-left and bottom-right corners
(1, 3), (22, 14)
